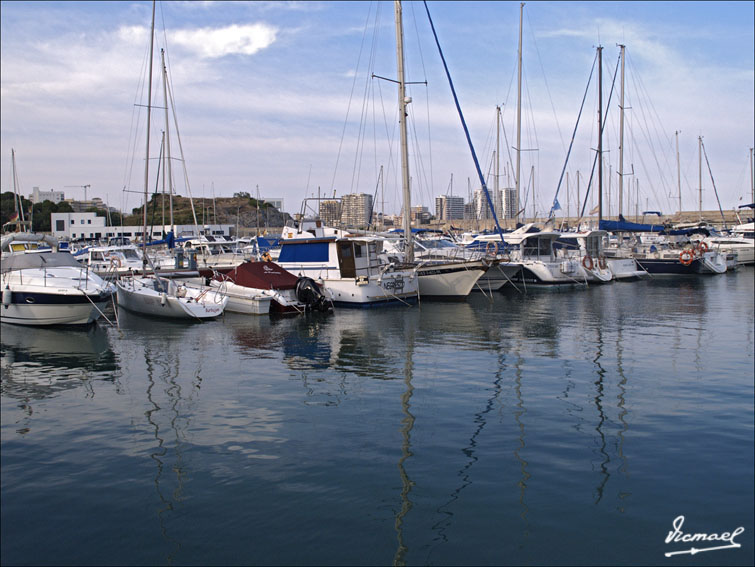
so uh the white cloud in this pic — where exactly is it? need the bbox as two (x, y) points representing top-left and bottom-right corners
(169, 24), (278, 59)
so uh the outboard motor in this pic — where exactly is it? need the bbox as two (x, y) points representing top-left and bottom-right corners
(295, 277), (331, 312)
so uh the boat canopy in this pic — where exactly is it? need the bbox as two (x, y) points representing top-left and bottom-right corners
(278, 240), (330, 263)
(223, 261), (299, 290)
(1, 251), (83, 273)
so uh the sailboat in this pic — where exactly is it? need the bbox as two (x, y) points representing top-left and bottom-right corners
(115, 1), (227, 320)
(390, 0), (488, 299)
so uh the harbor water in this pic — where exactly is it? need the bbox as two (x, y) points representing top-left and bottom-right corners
(1, 268), (753, 566)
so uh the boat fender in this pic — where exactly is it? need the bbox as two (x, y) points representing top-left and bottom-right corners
(679, 250), (694, 266)
(160, 292), (168, 306)
(2, 286), (11, 308)
(598, 256), (607, 270)
(582, 255), (594, 271)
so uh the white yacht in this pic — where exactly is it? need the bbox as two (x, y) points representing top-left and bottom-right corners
(703, 222), (754, 265)
(276, 220), (418, 307)
(380, 234), (490, 298)
(1, 233), (115, 326)
(470, 224), (588, 289)
(557, 229), (650, 282)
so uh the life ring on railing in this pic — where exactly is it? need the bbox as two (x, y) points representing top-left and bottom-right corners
(582, 255), (594, 271)
(262, 251), (272, 262)
(598, 256), (607, 270)
(697, 241), (709, 254)
(679, 249), (694, 266)
(485, 241), (499, 256)
(109, 256), (122, 269)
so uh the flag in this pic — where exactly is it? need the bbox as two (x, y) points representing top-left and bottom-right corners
(3, 211), (19, 227)
(589, 205), (600, 215)
(551, 198), (561, 211)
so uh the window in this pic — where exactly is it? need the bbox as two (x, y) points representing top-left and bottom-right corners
(70, 220), (74, 225)
(56, 220), (65, 231)
(87, 219), (91, 224)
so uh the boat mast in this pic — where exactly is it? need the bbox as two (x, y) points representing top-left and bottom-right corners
(597, 45), (603, 224)
(515, 2), (524, 225)
(142, 0), (156, 268)
(675, 130), (681, 220)
(495, 106), (501, 225)
(617, 44), (625, 217)
(395, 0), (413, 262)
(698, 136), (703, 221)
(11, 149), (26, 231)
(161, 48), (174, 231)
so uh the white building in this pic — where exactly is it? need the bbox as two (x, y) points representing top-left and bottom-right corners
(51, 212), (233, 241)
(31, 187), (65, 204)
(51, 212), (106, 240)
(262, 197), (284, 213)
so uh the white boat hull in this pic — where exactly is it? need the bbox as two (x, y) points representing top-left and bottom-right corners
(416, 261), (487, 297)
(209, 281), (273, 315)
(1, 297), (111, 326)
(1, 255), (115, 326)
(116, 277), (227, 319)
(607, 258), (650, 280)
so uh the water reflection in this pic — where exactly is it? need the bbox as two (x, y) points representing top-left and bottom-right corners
(144, 341), (197, 565)
(113, 308), (210, 564)
(0, 323), (119, 434)
(393, 317), (416, 567)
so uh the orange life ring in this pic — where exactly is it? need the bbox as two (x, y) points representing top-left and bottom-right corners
(679, 249), (694, 266)
(598, 256), (607, 270)
(485, 241), (499, 256)
(582, 255), (594, 270)
(697, 241), (709, 253)
(109, 256), (122, 269)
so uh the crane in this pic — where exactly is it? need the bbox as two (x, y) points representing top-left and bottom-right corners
(64, 184), (91, 201)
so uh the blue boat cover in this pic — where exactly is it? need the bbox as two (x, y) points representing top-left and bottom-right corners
(278, 241), (329, 263)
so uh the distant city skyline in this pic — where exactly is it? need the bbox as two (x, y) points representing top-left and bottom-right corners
(2, 1), (753, 219)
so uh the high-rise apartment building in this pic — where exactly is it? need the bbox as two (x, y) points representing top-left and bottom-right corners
(319, 200), (341, 226)
(434, 195), (465, 221)
(340, 193), (373, 228)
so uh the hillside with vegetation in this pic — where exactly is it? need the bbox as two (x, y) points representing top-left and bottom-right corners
(128, 193), (292, 230)
(1, 191), (292, 233)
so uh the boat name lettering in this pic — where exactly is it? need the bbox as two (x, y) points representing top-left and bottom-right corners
(383, 277), (405, 290)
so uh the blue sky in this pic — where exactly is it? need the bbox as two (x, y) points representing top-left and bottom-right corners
(1, 1), (753, 220)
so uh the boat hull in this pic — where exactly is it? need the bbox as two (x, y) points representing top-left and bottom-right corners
(505, 261), (588, 289)
(0, 293), (112, 326)
(416, 261), (487, 298)
(116, 278), (226, 319)
(209, 281), (273, 315)
(634, 253), (726, 275)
